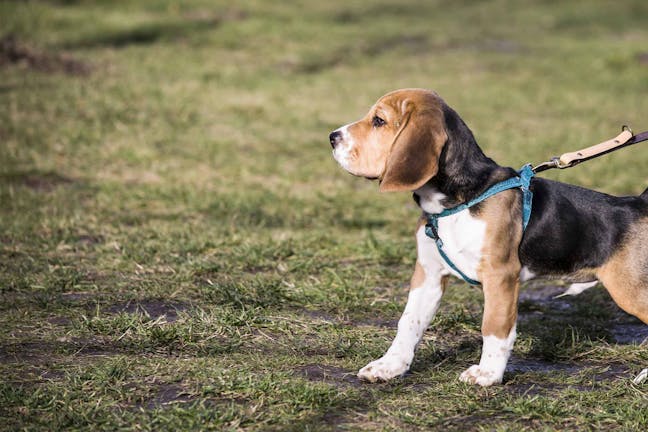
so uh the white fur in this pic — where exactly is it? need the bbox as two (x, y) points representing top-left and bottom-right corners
(332, 124), (354, 170)
(520, 266), (536, 282)
(358, 225), (446, 382)
(436, 211), (486, 282)
(460, 325), (517, 386)
(414, 184), (448, 214)
(415, 185), (486, 283)
(554, 280), (598, 298)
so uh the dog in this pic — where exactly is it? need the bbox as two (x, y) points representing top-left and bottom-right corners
(329, 88), (648, 386)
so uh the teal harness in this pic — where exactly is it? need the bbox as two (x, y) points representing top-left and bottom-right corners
(424, 164), (535, 286)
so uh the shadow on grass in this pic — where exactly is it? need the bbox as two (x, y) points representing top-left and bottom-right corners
(518, 282), (646, 354)
(203, 191), (389, 230)
(60, 10), (247, 49)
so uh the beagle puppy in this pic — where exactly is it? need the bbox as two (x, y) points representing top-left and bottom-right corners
(329, 88), (648, 386)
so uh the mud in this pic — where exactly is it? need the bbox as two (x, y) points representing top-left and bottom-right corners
(503, 359), (631, 397)
(107, 300), (189, 323)
(610, 322), (648, 345)
(297, 364), (360, 388)
(0, 339), (122, 365)
(142, 383), (195, 409)
(60, 292), (97, 302)
(350, 316), (399, 328)
(519, 281), (648, 345)
(518, 282), (573, 311)
(506, 358), (628, 378)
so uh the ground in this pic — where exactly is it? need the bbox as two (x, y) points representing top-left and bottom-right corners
(1, 0), (648, 430)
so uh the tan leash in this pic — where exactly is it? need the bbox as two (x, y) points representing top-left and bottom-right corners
(533, 126), (648, 173)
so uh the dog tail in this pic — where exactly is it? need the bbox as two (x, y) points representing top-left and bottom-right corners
(641, 186), (648, 201)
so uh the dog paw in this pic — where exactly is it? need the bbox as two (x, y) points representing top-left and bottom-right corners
(357, 355), (410, 383)
(459, 364), (502, 387)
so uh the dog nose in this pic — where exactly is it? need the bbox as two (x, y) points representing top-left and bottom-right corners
(329, 131), (342, 148)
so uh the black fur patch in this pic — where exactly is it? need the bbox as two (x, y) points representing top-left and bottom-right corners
(519, 178), (648, 276)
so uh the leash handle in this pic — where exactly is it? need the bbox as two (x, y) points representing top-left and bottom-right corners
(557, 129), (633, 168)
(533, 127), (648, 173)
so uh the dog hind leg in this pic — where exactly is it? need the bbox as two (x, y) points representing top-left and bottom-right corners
(597, 221), (648, 324)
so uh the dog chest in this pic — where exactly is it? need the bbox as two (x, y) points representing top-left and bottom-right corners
(417, 210), (486, 282)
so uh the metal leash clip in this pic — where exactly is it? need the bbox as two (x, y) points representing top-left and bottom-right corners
(533, 125), (638, 173)
(532, 156), (561, 173)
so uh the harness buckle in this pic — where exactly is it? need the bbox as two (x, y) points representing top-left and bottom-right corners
(425, 222), (439, 241)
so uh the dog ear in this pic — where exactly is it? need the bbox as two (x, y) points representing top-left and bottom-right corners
(379, 100), (447, 192)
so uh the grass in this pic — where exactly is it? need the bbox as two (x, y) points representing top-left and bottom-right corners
(1, 0), (648, 430)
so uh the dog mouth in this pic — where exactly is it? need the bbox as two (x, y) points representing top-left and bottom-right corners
(332, 150), (381, 181)
(332, 146), (381, 182)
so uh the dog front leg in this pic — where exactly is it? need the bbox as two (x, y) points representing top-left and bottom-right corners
(358, 223), (446, 382)
(460, 273), (519, 386)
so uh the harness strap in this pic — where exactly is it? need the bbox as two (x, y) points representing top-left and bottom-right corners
(424, 164), (535, 286)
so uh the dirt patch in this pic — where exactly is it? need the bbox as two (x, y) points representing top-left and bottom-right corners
(0, 342), (56, 364)
(23, 172), (75, 192)
(0, 171), (75, 192)
(74, 234), (104, 246)
(610, 320), (648, 345)
(142, 382), (195, 409)
(297, 364), (360, 388)
(504, 359), (630, 396)
(0, 339), (126, 364)
(519, 281), (648, 345)
(637, 52), (648, 65)
(65, 339), (133, 357)
(507, 358), (588, 375)
(107, 299), (190, 323)
(60, 292), (97, 302)
(518, 282), (573, 311)
(0, 34), (92, 76)
(47, 316), (71, 326)
(508, 358), (629, 380)
(351, 317), (399, 328)
(293, 308), (397, 333)
(301, 309), (337, 321)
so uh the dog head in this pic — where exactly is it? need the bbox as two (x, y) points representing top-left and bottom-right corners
(329, 88), (448, 192)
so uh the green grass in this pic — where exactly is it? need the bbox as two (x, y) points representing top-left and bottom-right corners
(1, 0), (648, 430)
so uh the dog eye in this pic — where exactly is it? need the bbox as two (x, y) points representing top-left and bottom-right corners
(372, 116), (386, 127)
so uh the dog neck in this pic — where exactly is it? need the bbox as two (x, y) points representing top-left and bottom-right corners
(413, 103), (515, 213)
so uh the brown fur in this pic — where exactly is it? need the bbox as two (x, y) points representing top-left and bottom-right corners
(410, 218), (452, 294)
(379, 94), (447, 192)
(411, 261), (426, 290)
(475, 189), (524, 338)
(597, 218), (648, 324)
(410, 218), (429, 290)
(339, 89), (448, 191)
